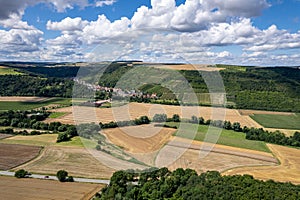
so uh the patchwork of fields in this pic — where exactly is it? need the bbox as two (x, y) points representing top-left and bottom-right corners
(46, 103), (264, 128)
(250, 113), (300, 130)
(13, 146), (115, 179)
(0, 96), (299, 195)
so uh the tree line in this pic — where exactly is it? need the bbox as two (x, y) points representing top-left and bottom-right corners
(95, 168), (300, 200)
(1, 110), (299, 148)
(0, 110), (77, 142)
(186, 115), (300, 148)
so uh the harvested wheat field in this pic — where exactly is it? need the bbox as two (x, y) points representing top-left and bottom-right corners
(0, 96), (49, 102)
(156, 137), (277, 174)
(46, 103), (262, 128)
(1, 134), (58, 146)
(0, 176), (104, 200)
(103, 125), (176, 153)
(14, 146), (115, 179)
(150, 64), (224, 71)
(223, 144), (300, 184)
(0, 143), (42, 170)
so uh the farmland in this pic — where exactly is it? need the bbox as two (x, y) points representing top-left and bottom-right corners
(224, 144), (300, 184)
(250, 113), (300, 130)
(0, 176), (105, 200)
(14, 146), (115, 179)
(46, 103), (264, 128)
(98, 125), (277, 176)
(170, 122), (270, 152)
(0, 66), (23, 75)
(0, 97), (71, 111)
(49, 112), (67, 118)
(1, 134), (97, 148)
(1, 134), (58, 146)
(0, 133), (11, 139)
(165, 137), (276, 174)
(102, 125), (175, 153)
(0, 143), (42, 170)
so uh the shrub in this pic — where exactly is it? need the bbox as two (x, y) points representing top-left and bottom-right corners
(14, 169), (28, 178)
(56, 170), (68, 182)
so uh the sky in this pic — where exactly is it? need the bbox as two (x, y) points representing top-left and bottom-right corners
(0, 0), (300, 66)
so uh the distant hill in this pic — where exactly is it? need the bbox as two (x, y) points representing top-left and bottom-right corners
(0, 62), (299, 112)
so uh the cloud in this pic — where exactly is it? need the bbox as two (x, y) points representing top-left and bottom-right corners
(2, 0), (300, 66)
(95, 0), (117, 7)
(0, 27), (43, 54)
(47, 17), (89, 32)
(130, 0), (269, 32)
(0, 0), (89, 19)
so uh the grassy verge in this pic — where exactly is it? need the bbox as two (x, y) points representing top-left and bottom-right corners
(250, 114), (300, 130)
(167, 122), (270, 152)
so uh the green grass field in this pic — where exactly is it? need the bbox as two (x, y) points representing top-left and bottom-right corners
(0, 134), (97, 148)
(167, 122), (270, 152)
(0, 67), (23, 75)
(250, 114), (300, 130)
(55, 136), (97, 148)
(48, 112), (67, 118)
(0, 98), (71, 111)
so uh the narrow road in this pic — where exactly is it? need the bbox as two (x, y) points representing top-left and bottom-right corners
(0, 171), (110, 184)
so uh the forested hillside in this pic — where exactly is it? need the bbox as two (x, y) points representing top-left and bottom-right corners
(98, 64), (300, 112)
(0, 75), (73, 97)
(1, 62), (299, 112)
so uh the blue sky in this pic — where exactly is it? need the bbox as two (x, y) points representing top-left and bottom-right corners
(0, 0), (300, 66)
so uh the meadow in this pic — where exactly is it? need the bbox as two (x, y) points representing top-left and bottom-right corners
(1, 134), (96, 148)
(0, 98), (71, 111)
(250, 114), (300, 130)
(0, 66), (23, 75)
(167, 122), (270, 152)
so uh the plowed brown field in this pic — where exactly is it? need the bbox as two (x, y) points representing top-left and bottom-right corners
(0, 143), (42, 170)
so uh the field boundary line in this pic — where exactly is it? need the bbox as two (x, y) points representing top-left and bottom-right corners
(166, 141), (277, 164)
